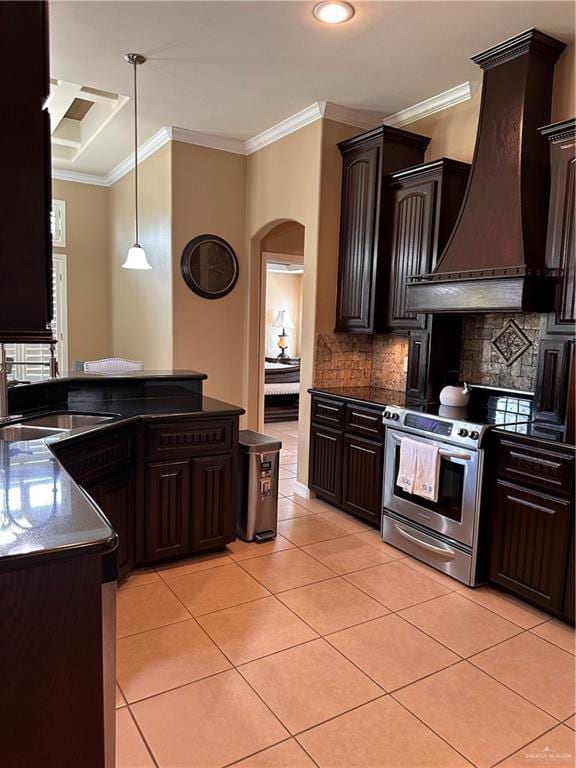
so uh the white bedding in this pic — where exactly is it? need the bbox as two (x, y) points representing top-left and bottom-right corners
(264, 382), (300, 396)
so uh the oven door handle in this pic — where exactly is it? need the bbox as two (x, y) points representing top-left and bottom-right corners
(390, 434), (472, 461)
(393, 523), (457, 560)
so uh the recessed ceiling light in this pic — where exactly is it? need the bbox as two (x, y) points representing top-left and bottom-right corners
(313, 1), (355, 24)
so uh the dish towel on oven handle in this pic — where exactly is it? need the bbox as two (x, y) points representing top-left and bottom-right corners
(396, 437), (419, 495)
(413, 441), (441, 502)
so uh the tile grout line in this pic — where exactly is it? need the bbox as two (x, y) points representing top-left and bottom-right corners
(490, 720), (574, 768)
(124, 702), (160, 768)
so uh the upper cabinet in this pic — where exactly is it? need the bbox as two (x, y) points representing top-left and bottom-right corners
(540, 119), (576, 336)
(384, 159), (470, 331)
(0, 1), (53, 342)
(335, 126), (430, 333)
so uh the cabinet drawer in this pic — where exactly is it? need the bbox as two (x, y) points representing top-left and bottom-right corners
(311, 396), (345, 428)
(497, 438), (574, 497)
(345, 403), (384, 439)
(146, 418), (233, 459)
(56, 429), (134, 485)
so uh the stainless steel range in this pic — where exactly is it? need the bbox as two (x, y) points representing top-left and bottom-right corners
(381, 401), (531, 586)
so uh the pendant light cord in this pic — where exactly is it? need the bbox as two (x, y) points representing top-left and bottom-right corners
(133, 58), (139, 246)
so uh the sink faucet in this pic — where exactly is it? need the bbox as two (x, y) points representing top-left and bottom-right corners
(0, 341), (59, 424)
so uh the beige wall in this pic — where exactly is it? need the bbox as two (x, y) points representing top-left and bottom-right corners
(261, 221), (305, 256)
(52, 179), (112, 367)
(246, 121), (323, 473)
(171, 141), (247, 406)
(109, 143), (173, 368)
(265, 271), (303, 358)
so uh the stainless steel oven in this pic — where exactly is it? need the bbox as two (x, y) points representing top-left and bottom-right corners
(383, 427), (481, 547)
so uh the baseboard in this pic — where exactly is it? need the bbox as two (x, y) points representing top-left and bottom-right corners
(293, 480), (316, 500)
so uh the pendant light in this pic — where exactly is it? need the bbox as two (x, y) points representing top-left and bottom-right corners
(122, 52), (152, 270)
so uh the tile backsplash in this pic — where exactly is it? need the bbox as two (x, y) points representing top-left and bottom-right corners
(314, 333), (408, 390)
(460, 313), (546, 392)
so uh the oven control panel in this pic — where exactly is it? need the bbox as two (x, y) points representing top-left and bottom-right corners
(383, 406), (484, 446)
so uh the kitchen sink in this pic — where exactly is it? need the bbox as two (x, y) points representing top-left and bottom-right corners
(21, 413), (115, 429)
(0, 424), (65, 441)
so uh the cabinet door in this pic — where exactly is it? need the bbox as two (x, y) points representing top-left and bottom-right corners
(96, 470), (135, 579)
(405, 330), (430, 402)
(309, 425), (343, 505)
(342, 435), (383, 524)
(335, 145), (381, 332)
(564, 531), (574, 623)
(0, 1), (52, 342)
(144, 460), (191, 562)
(191, 454), (236, 552)
(533, 339), (572, 426)
(489, 480), (571, 613)
(387, 180), (436, 330)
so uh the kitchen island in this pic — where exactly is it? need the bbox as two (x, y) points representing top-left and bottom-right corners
(0, 371), (244, 768)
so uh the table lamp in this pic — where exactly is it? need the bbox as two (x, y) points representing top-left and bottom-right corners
(272, 309), (295, 359)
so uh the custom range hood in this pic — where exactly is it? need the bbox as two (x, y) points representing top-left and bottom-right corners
(407, 29), (566, 313)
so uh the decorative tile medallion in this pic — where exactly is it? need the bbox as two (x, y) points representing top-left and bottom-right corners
(491, 319), (532, 367)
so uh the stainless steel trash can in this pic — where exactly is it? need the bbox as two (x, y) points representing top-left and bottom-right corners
(238, 430), (282, 542)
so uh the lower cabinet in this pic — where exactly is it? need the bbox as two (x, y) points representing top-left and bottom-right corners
(145, 460), (191, 562)
(309, 425), (343, 505)
(86, 469), (135, 579)
(489, 480), (571, 613)
(191, 454), (236, 552)
(487, 433), (575, 622)
(342, 435), (383, 524)
(309, 396), (384, 526)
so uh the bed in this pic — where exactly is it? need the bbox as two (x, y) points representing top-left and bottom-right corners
(264, 360), (300, 422)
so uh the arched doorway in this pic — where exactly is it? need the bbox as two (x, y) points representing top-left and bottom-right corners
(245, 220), (305, 436)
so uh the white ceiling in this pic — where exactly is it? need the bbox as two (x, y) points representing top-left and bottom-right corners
(50, 0), (575, 176)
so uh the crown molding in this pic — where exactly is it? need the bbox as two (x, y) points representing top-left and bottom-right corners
(51, 83), (481, 186)
(322, 102), (383, 130)
(106, 126), (171, 185)
(169, 126), (246, 155)
(51, 168), (110, 186)
(245, 103), (323, 155)
(383, 81), (480, 128)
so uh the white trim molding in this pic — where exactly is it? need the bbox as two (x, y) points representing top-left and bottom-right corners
(245, 103), (324, 155)
(383, 81), (480, 128)
(170, 126), (246, 155)
(51, 83), (480, 186)
(293, 480), (315, 500)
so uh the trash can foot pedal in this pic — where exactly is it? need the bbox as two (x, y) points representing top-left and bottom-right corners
(254, 530), (276, 542)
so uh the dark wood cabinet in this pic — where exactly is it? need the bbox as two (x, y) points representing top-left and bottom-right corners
(385, 159), (469, 331)
(54, 414), (239, 571)
(309, 395), (385, 525)
(540, 118), (576, 335)
(487, 433), (575, 622)
(191, 454), (235, 552)
(342, 435), (383, 523)
(0, 1), (53, 342)
(533, 119), (576, 438)
(489, 479), (571, 613)
(309, 424), (343, 505)
(86, 469), (134, 578)
(335, 126), (430, 333)
(145, 460), (191, 562)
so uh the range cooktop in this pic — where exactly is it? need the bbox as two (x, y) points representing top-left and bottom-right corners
(383, 393), (534, 448)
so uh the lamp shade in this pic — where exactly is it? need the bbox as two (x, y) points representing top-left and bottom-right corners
(272, 309), (295, 330)
(122, 244), (152, 270)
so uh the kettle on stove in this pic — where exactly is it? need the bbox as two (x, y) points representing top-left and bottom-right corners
(439, 371), (471, 407)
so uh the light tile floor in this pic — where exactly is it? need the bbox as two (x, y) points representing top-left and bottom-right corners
(116, 421), (576, 768)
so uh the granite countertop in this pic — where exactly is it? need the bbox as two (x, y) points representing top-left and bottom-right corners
(308, 386), (407, 408)
(0, 376), (244, 572)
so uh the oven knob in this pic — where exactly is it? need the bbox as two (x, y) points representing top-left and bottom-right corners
(383, 411), (391, 419)
(458, 428), (469, 437)
(470, 431), (480, 440)
(392, 413), (400, 421)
